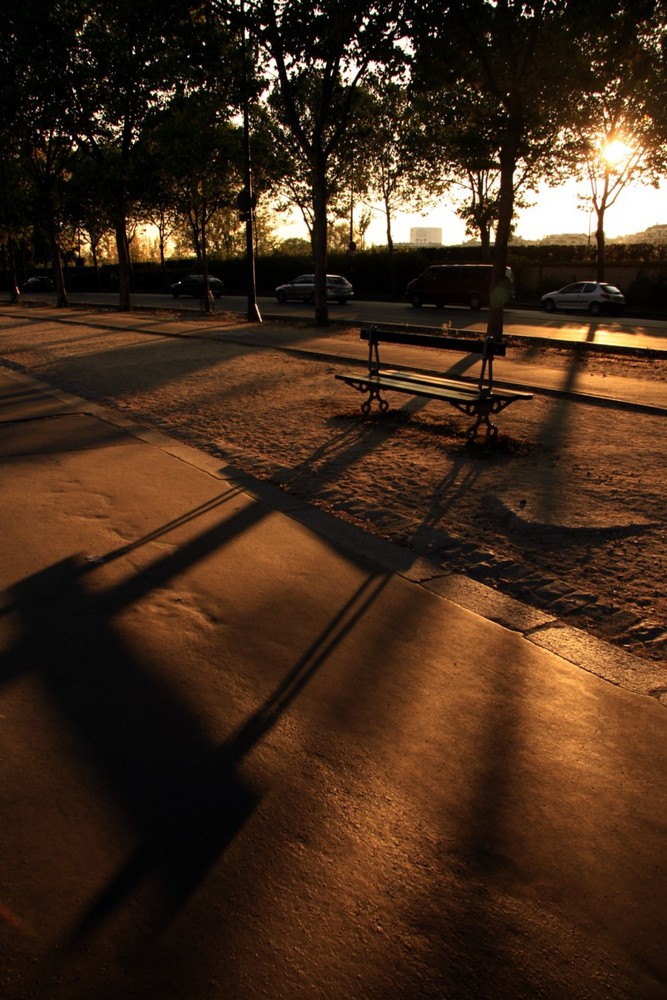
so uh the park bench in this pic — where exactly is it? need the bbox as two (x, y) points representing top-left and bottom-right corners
(335, 325), (533, 445)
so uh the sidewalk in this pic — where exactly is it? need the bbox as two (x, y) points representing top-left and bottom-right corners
(4, 303), (667, 414)
(1, 359), (667, 999)
(213, 317), (667, 414)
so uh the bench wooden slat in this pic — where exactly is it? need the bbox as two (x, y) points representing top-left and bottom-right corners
(335, 372), (484, 405)
(378, 368), (479, 392)
(335, 370), (532, 404)
(359, 327), (507, 356)
(379, 369), (533, 401)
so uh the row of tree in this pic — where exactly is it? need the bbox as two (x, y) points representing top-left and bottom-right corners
(2, 1), (667, 336)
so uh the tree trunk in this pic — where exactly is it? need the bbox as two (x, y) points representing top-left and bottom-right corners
(47, 210), (68, 308)
(201, 200), (213, 316)
(385, 197), (396, 297)
(91, 242), (100, 289)
(479, 224), (491, 261)
(311, 157), (329, 327)
(159, 225), (166, 284)
(6, 236), (21, 303)
(52, 248), (68, 308)
(114, 218), (131, 312)
(487, 124), (520, 342)
(595, 211), (605, 282)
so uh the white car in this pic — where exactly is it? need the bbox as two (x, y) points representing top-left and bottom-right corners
(541, 281), (625, 316)
(275, 274), (353, 304)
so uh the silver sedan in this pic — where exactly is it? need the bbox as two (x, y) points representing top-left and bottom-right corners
(275, 274), (353, 304)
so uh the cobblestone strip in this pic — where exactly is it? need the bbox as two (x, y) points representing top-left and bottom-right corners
(421, 533), (666, 662)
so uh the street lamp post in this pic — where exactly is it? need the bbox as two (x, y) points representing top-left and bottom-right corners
(240, 0), (261, 323)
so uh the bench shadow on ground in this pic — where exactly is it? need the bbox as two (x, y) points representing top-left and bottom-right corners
(0, 479), (390, 961)
(302, 341), (620, 578)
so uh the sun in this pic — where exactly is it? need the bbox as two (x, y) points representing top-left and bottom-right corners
(601, 137), (634, 168)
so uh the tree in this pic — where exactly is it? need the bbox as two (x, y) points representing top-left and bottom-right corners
(65, 149), (115, 284)
(416, 81), (555, 259)
(1, 0), (88, 306)
(411, 0), (590, 339)
(0, 148), (30, 302)
(265, 88), (354, 249)
(76, 0), (227, 310)
(352, 77), (449, 293)
(140, 97), (245, 294)
(237, 0), (406, 325)
(567, 4), (666, 280)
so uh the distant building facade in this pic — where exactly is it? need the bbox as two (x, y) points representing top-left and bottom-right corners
(409, 227), (443, 246)
(512, 223), (667, 246)
(619, 224), (667, 244)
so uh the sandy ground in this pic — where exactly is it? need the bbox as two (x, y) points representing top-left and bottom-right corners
(1, 307), (665, 666)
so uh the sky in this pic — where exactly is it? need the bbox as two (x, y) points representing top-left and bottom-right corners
(357, 176), (667, 246)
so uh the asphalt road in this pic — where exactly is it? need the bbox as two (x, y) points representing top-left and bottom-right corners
(20, 288), (667, 353)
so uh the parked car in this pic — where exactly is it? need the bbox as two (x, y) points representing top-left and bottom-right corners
(541, 281), (625, 316)
(170, 274), (224, 298)
(405, 264), (514, 309)
(275, 274), (353, 304)
(21, 277), (54, 293)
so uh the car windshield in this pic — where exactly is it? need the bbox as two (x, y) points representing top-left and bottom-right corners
(601, 284), (621, 294)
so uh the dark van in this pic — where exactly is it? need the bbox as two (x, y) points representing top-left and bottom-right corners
(405, 264), (514, 310)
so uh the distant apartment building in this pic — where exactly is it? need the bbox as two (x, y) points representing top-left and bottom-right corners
(619, 224), (667, 244)
(529, 232), (590, 246)
(512, 223), (667, 246)
(410, 227), (443, 246)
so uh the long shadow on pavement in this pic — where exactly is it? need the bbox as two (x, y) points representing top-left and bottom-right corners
(0, 489), (390, 956)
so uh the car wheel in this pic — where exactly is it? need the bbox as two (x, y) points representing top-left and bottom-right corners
(411, 294), (423, 308)
(469, 295), (481, 310)
(172, 291), (180, 298)
(589, 301), (601, 316)
(276, 290), (287, 303)
(308, 293), (315, 304)
(338, 298), (348, 305)
(543, 298), (555, 312)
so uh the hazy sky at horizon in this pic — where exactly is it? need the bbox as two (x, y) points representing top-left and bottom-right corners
(359, 176), (666, 246)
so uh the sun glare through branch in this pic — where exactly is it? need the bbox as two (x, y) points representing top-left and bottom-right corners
(601, 137), (635, 169)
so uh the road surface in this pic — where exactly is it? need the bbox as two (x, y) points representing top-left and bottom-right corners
(20, 288), (667, 353)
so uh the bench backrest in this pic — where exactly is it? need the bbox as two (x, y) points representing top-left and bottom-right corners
(360, 325), (505, 394)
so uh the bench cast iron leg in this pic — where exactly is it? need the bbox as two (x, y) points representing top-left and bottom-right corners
(360, 385), (390, 416)
(466, 411), (498, 446)
(463, 397), (499, 446)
